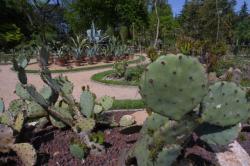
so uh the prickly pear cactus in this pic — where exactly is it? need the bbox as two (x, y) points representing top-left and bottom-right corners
(73, 117), (95, 132)
(0, 124), (15, 153)
(140, 54), (208, 120)
(69, 140), (88, 159)
(0, 98), (4, 113)
(198, 123), (241, 146)
(49, 106), (73, 128)
(155, 144), (181, 166)
(15, 83), (32, 100)
(8, 99), (26, 117)
(39, 85), (53, 100)
(13, 112), (24, 132)
(11, 143), (37, 166)
(202, 81), (250, 127)
(27, 101), (47, 118)
(55, 76), (73, 94)
(80, 90), (95, 118)
(98, 96), (113, 111)
(94, 104), (103, 114)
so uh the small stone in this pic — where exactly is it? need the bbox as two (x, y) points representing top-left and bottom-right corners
(119, 115), (135, 127)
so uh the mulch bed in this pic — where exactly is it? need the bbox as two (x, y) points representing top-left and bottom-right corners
(2, 112), (250, 166)
(0, 111), (140, 166)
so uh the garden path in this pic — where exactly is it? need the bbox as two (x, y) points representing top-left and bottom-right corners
(0, 54), (148, 107)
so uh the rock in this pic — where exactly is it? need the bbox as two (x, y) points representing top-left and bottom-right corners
(131, 111), (148, 125)
(119, 115), (135, 127)
(208, 72), (219, 84)
(216, 141), (250, 166)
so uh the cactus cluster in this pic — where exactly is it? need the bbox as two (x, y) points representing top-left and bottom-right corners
(1, 49), (115, 165)
(127, 54), (250, 166)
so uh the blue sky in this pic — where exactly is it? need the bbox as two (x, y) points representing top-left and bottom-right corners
(168, 0), (250, 16)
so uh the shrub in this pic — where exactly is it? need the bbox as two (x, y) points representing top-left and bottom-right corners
(147, 47), (159, 62)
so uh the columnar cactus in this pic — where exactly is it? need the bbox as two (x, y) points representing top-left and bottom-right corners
(127, 54), (250, 166)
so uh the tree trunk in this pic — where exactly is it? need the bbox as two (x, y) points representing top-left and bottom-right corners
(154, 0), (160, 48)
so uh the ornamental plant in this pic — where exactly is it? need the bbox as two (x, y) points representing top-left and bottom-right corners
(126, 54), (250, 166)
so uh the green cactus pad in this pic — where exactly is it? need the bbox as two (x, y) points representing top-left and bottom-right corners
(15, 83), (32, 100)
(0, 124), (15, 153)
(131, 135), (154, 166)
(140, 54), (208, 120)
(155, 144), (181, 166)
(80, 90), (95, 118)
(0, 111), (14, 126)
(0, 99), (4, 113)
(39, 86), (53, 100)
(8, 99), (26, 117)
(26, 85), (49, 108)
(141, 113), (168, 135)
(98, 96), (113, 111)
(17, 68), (27, 84)
(152, 115), (198, 145)
(55, 76), (73, 94)
(11, 143), (37, 166)
(69, 142), (87, 159)
(13, 112), (24, 132)
(27, 102), (47, 118)
(73, 117), (95, 132)
(17, 54), (28, 68)
(202, 81), (249, 127)
(49, 107), (73, 128)
(94, 104), (103, 114)
(198, 123), (241, 146)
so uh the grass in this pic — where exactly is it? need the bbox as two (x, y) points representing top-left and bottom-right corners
(111, 99), (145, 110)
(91, 69), (139, 86)
(25, 55), (145, 74)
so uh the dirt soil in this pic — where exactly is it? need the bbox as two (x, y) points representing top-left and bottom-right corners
(0, 111), (140, 166)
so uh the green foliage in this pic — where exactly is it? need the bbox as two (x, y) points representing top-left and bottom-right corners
(124, 65), (145, 82)
(146, 47), (158, 62)
(90, 131), (105, 145)
(80, 90), (95, 118)
(113, 60), (128, 78)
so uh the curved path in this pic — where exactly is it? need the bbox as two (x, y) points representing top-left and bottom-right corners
(0, 55), (148, 107)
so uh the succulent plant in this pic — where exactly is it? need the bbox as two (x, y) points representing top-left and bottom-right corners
(0, 98), (4, 113)
(140, 54), (208, 120)
(0, 124), (36, 166)
(126, 54), (250, 166)
(113, 60), (128, 78)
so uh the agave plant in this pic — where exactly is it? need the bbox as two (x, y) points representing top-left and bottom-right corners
(70, 34), (87, 60)
(86, 22), (108, 44)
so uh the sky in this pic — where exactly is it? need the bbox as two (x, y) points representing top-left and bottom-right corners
(168, 0), (250, 16)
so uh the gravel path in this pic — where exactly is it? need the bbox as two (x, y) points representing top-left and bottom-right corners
(0, 56), (147, 107)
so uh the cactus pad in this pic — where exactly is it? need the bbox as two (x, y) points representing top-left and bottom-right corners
(98, 96), (113, 111)
(55, 76), (73, 94)
(0, 124), (15, 153)
(80, 90), (95, 118)
(39, 86), (53, 100)
(49, 107), (73, 128)
(199, 123), (241, 146)
(0, 98), (4, 113)
(155, 144), (181, 166)
(202, 81), (250, 127)
(69, 141), (88, 159)
(8, 99), (26, 117)
(94, 104), (103, 114)
(141, 113), (168, 135)
(11, 143), (37, 166)
(0, 111), (14, 126)
(13, 112), (24, 132)
(17, 54), (28, 68)
(15, 83), (32, 100)
(140, 54), (207, 120)
(27, 101), (47, 118)
(73, 117), (95, 132)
